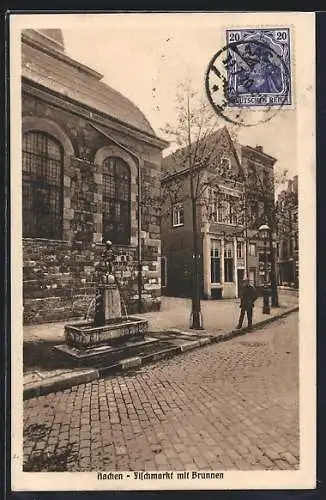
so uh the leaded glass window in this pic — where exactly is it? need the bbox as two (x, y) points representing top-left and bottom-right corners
(22, 131), (63, 239)
(102, 157), (131, 244)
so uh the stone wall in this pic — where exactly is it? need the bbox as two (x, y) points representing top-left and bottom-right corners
(23, 238), (161, 324)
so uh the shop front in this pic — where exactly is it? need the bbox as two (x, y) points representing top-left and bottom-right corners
(202, 233), (249, 299)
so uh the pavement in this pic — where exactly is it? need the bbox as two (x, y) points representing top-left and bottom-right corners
(23, 312), (299, 471)
(23, 290), (298, 399)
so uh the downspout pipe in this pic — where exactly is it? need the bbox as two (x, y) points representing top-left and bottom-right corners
(89, 123), (143, 314)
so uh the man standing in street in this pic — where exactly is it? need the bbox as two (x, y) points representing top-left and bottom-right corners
(236, 278), (258, 329)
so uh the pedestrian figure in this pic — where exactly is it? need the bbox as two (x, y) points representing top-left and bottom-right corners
(236, 279), (258, 329)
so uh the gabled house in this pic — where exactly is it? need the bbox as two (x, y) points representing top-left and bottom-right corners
(161, 127), (277, 299)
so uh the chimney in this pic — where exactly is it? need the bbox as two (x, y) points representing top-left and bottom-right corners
(255, 145), (263, 153)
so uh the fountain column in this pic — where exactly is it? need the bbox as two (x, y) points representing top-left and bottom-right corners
(94, 240), (122, 326)
(60, 239), (149, 360)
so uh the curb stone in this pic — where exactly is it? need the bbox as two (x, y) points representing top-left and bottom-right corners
(23, 305), (298, 400)
(140, 346), (180, 365)
(180, 340), (203, 352)
(23, 368), (99, 400)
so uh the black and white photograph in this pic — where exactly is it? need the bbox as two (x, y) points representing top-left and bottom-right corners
(10, 12), (315, 490)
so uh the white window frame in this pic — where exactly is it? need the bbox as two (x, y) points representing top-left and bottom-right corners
(172, 203), (184, 227)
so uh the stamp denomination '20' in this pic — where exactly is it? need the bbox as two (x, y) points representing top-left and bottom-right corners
(226, 28), (291, 107)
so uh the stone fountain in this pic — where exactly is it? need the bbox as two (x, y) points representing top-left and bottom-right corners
(55, 241), (158, 366)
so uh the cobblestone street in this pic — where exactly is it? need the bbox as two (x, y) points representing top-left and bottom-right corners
(23, 312), (299, 472)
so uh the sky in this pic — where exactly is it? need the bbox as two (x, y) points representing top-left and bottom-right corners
(60, 14), (297, 182)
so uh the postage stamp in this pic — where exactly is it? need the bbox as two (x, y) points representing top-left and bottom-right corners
(205, 27), (292, 126)
(225, 28), (292, 107)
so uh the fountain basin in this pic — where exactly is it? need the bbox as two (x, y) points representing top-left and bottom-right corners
(55, 334), (160, 367)
(64, 316), (148, 350)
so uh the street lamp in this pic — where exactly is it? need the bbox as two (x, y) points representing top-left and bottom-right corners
(259, 223), (271, 314)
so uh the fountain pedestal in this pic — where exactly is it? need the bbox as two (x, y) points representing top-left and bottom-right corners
(55, 279), (155, 366)
(93, 282), (122, 329)
(101, 284), (121, 321)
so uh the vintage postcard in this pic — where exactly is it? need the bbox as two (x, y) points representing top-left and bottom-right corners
(10, 12), (315, 491)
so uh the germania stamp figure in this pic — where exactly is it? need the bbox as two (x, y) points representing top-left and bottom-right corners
(226, 28), (292, 107)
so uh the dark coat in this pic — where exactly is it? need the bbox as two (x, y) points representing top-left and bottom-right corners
(240, 284), (258, 310)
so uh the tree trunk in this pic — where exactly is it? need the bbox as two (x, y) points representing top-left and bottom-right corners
(190, 197), (203, 329)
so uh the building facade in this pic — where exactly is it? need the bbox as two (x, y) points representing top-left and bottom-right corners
(240, 143), (278, 290)
(276, 175), (299, 288)
(161, 128), (277, 299)
(21, 29), (168, 324)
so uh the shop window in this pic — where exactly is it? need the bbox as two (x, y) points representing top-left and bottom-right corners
(103, 156), (131, 244)
(22, 131), (63, 239)
(224, 259), (234, 282)
(224, 244), (234, 282)
(211, 240), (220, 283)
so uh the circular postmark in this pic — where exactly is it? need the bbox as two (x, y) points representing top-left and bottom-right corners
(205, 38), (291, 127)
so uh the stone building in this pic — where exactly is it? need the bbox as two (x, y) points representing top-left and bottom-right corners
(276, 175), (299, 287)
(240, 143), (278, 288)
(21, 29), (168, 324)
(161, 127), (277, 299)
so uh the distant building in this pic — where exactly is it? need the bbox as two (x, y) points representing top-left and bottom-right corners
(161, 127), (277, 299)
(21, 29), (168, 324)
(276, 175), (299, 288)
(240, 143), (277, 289)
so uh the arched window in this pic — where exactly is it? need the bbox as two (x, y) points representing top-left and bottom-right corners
(22, 131), (63, 239)
(102, 157), (131, 245)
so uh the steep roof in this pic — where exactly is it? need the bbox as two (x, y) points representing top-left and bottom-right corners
(162, 127), (225, 176)
(162, 127), (243, 181)
(21, 29), (158, 139)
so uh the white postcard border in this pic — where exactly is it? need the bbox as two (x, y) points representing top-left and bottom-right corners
(10, 11), (316, 491)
